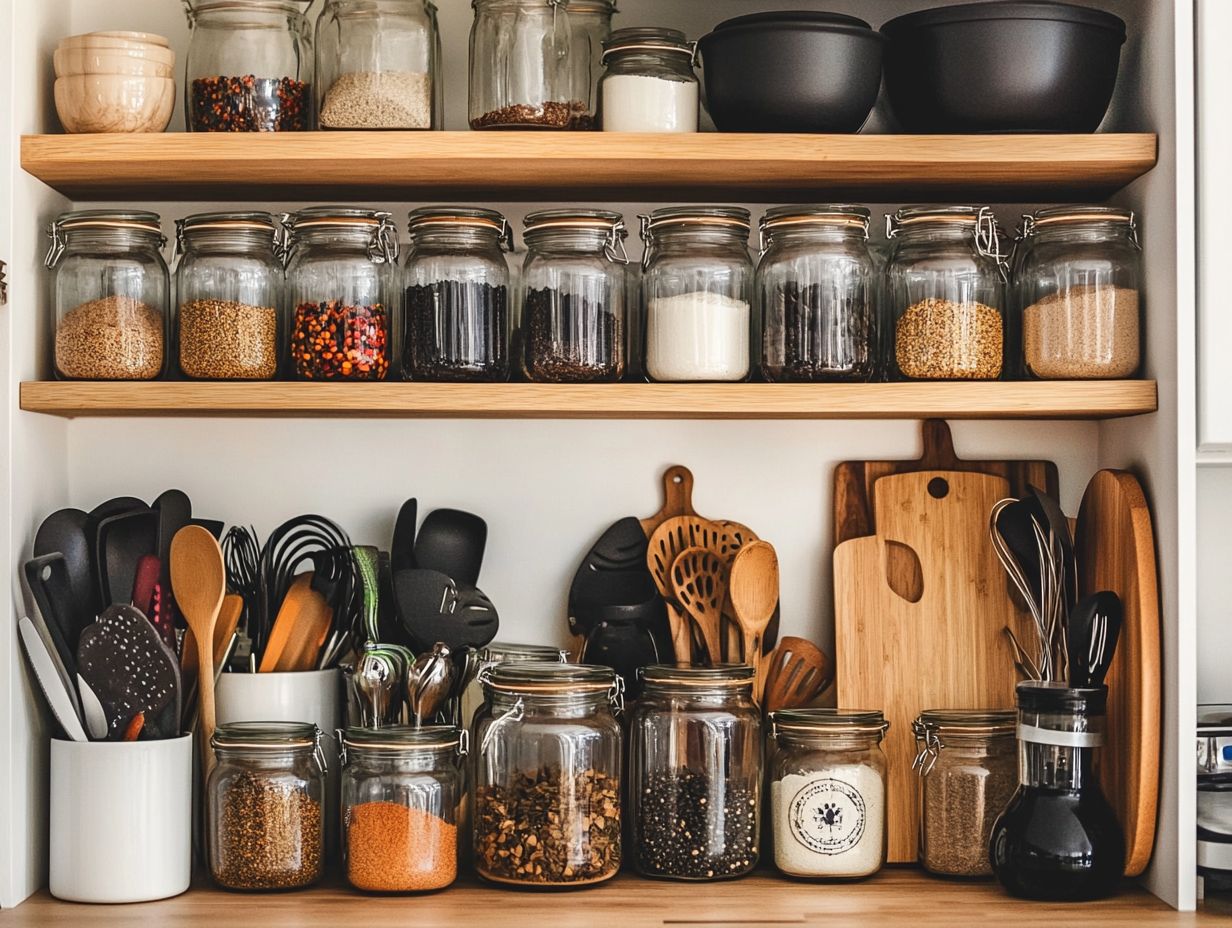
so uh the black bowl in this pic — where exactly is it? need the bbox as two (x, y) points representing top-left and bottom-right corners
(881, 1), (1126, 133)
(698, 11), (885, 134)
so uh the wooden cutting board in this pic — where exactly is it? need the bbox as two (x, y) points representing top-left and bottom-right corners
(834, 470), (1024, 863)
(1075, 469), (1160, 878)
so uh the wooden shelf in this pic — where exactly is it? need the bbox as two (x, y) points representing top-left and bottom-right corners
(19, 132), (1158, 201)
(18, 380), (1158, 420)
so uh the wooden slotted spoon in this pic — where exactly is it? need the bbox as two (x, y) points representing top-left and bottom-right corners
(171, 525), (225, 774)
(728, 541), (779, 698)
(670, 547), (728, 666)
(763, 637), (834, 713)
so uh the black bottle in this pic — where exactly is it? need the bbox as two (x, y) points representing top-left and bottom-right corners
(989, 682), (1125, 901)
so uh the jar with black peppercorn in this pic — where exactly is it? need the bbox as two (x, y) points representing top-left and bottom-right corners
(284, 207), (398, 381)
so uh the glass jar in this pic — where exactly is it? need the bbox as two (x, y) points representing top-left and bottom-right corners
(518, 209), (629, 383)
(285, 207), (398, 381)
(469, 0), (614, 130)
(640, 206), (755, 382)
(184, 0), (313, 132)
(757, 205), (877, 383)
(316, 0), (441, 130)
(340, 725), (466, 892)
(460, 642), (570, 734)
(912, 709), (1016, 878)
(599, 27), (698, 132)
(208, 721), (326, 891)
(45, 210), (169, 381)
(473, 662), (622, 886)
(768, 709), (889, 879)
(1014, 206), (1142, 380)
(402, 207), (512, 382)
(990, 682), (1125, 900)
(884, 205), (1007, 380)
(174, 211), (285, 381)
(631, 664), (761, 880)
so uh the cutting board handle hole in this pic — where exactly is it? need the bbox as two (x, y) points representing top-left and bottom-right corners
(41, 565), (52, 582)
(927, 477), (950, 500)
(884, 541), (924, 604)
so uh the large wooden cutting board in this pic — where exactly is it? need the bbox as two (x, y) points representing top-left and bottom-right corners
(834, 470), (1024, 863)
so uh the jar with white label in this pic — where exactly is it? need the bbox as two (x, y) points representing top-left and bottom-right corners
(768, 708), (889, 879)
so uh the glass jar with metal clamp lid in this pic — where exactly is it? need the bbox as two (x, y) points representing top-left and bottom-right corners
(46, 209), (169, 381)
(1198, 705), (1232, 889)
(284, 207), (398, 381)
(472, 662), (623, 886)
(884, 205), (1008, 380)
(208, 721), (327, 891)
(912, 709), (1016, 877)
(460, 642), (570, 734)
(599, 27), (698, 132)
(517, 209), (631, 383)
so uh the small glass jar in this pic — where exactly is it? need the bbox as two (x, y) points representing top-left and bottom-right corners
(174, 211), (285, 381)
(518, 209), (629, 383)
(640, 206), (755, 382)
(460, 642), (570, 734)
(990, 683), (1125, 900)
(285, 207), (398, 381)
(768, 709), (889, 879)
(316, 0), (441, 130)
(184, 0), (314, 132)
(599, 28), (698, 132)
(631, 664), (761, 880)
(208, 722), (326, 891)
(340, 725), (466, 893)
(403, 207), (513, 382)
(884, 206), (1007, 381)
(1014, 206), (1142, 380)
(45, 210), (169, 381)
(473, 662), (622, 886)
(912, 709), (1016, 878)
(758, 205), (877, 382)
(469, 0), (614, 130)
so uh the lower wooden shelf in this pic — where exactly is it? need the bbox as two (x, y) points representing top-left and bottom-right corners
(18, 380), (1159, 420)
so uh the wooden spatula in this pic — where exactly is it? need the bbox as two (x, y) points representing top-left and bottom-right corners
(171, 525), (225, 771)
(670, 547), (727, 666)
(763, 637), (834, 713)
(181, 593), (244, 692)
(728, 541), (779, 699)
(259, 574), (334, 672)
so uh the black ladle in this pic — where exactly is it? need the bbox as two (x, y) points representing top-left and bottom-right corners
(413, 509), (487, 588)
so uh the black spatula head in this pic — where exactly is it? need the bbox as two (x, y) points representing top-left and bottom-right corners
(587, 517), (650, 571)
(98, 509), (159, 608)
(413, 509), (487, 587)
(394, 568), (499, 651)
(391, 498), (418, 573)
(34, 508), (95, 636)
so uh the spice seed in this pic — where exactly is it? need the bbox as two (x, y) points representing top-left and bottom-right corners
(179, 299), (278, 380)
(55, 295), (164, 380)
(636, 769), (758, 880)
(321, 71), (431, 129)
(213, 771), (322, 890)
(346, 801), (457, 892)
(522, 287), (621, 383)
(191, 75), (309, 132)
(1023, 285), (1140, 379)
(895, 298), (1003, 380)
(291, 300), (389, 381)
(471, 101), (594, 130)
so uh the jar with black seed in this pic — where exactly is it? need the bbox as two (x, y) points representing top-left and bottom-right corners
(630, 664), (762, 880)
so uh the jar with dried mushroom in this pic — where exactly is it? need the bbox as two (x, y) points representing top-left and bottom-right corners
(473, 662), (623, 887)
(46, 209), (169, 380)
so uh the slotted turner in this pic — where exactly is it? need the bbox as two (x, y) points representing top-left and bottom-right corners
(670, 547), (727, 666)
(763, 637), (834, 713)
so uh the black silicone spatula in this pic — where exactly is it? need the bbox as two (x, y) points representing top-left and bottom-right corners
(24, 553), (83, 681)
(581, 517), (648, 571)
(391, 498), (418, 573)
(86, 497), (146, 607)
(394, 568), (499, 651)
(153, 489), (192, 617)
(34, 507), (96, 637)
(98, 508), (159, 608)
(413, 509), (487, 587)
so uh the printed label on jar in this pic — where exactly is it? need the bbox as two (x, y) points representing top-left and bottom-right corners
(788, 777), (866, 855)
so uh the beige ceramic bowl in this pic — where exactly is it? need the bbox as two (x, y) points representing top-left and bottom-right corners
(74, 30), (170, 48)
(54, 47), (175, 80)
(56, 36), (177, 68)
(54, 74), (176, 133)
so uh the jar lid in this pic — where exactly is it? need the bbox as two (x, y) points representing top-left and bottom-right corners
(479, 641), (570, 662)
(180, 210), (279, 234)
(212, 720), (319, 749)
(45, 210), (165, 268)
(640, 663), (754, 690)
(602, 27), (693, 60)
(287, 206), (399, 262)
(472, 0), (614, 10)
(760, 205), (871, 245)
(407, 206), (513, 250)
(885, 205), (1005, 266)
(524, 209), (629, 262)
(1021, 205), (1136, 237)
(642, 205), (751, 233)
(914, 708), (1016, 734)
(341, 724), (465, 753)
(887, 204), (989, 229)
(485, 661), (617, 694)
(186, 0), (313, 15)
(771, 708), (889, 738)
(1015, 680), (1107, 714)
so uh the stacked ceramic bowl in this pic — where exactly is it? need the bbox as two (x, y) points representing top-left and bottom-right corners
(54, 31), (176, 133)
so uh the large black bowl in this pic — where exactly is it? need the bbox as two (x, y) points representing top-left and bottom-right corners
(698, 11), (885, 134)
(881, 1), (1126, 133)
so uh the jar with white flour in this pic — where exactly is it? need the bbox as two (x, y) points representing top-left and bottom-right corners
(600, 28), (699, 132)
(769, 709), (890, 879)
(639, 206), (754, 382)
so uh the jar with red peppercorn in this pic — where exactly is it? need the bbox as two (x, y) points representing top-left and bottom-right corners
(284, 207), (398, 381)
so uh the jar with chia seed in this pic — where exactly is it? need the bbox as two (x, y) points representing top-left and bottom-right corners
(518, 209), (630, 383)
(174, 211), (285, 381)
(208, 722), (326, 891)
(912, 709), (1016, 878)
(630, 664), (762, 880)
(473, 662), (623, 886)
(284, 207), (398, 381)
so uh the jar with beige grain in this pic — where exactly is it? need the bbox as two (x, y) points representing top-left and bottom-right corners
(884, 206), (1007, 381)
(46, 210), (169, 380)
(1014, 206), (1142, 380)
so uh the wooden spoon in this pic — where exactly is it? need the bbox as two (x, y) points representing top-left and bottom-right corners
(763, 637), (834, 713)
(670, 547), (727, 666)
(181, 592), (244, 688)
(728, 541), (779, 699)
(171, 525), (225, 773)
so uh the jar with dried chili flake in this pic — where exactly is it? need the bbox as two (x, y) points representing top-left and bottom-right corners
(284, 207), (398, 381)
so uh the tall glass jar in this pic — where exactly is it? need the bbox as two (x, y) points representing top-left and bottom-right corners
(316, 0), (441, 130)
(340, 725), (466, 893)
(631, 664), (761, 880)
(473, 662), (622, 886)
(912, 709), (1016, 878)
(758, 205), (877, 382)
(45, 210), (169, 381)
(285, 207), (398, 381)
(402, 207), (512, 382)
(1014, 206), (1142, 380)
(884, 205), (1007, 381)
(208, 722), (326, 891)
(768, 709), (889, 880)
(599, 27), (698, 132)
(184, 0), (313, 132)
(174, 211), (284, 380)
(518, 209), (629, 382)
(640, 206), (754, 382)
(469, 0), (614, 129)
(460, 642), (570, 734)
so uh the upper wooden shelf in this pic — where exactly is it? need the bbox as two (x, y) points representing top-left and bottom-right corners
(19, 380), (1158, 420)
(20, 131), (1158, 201)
